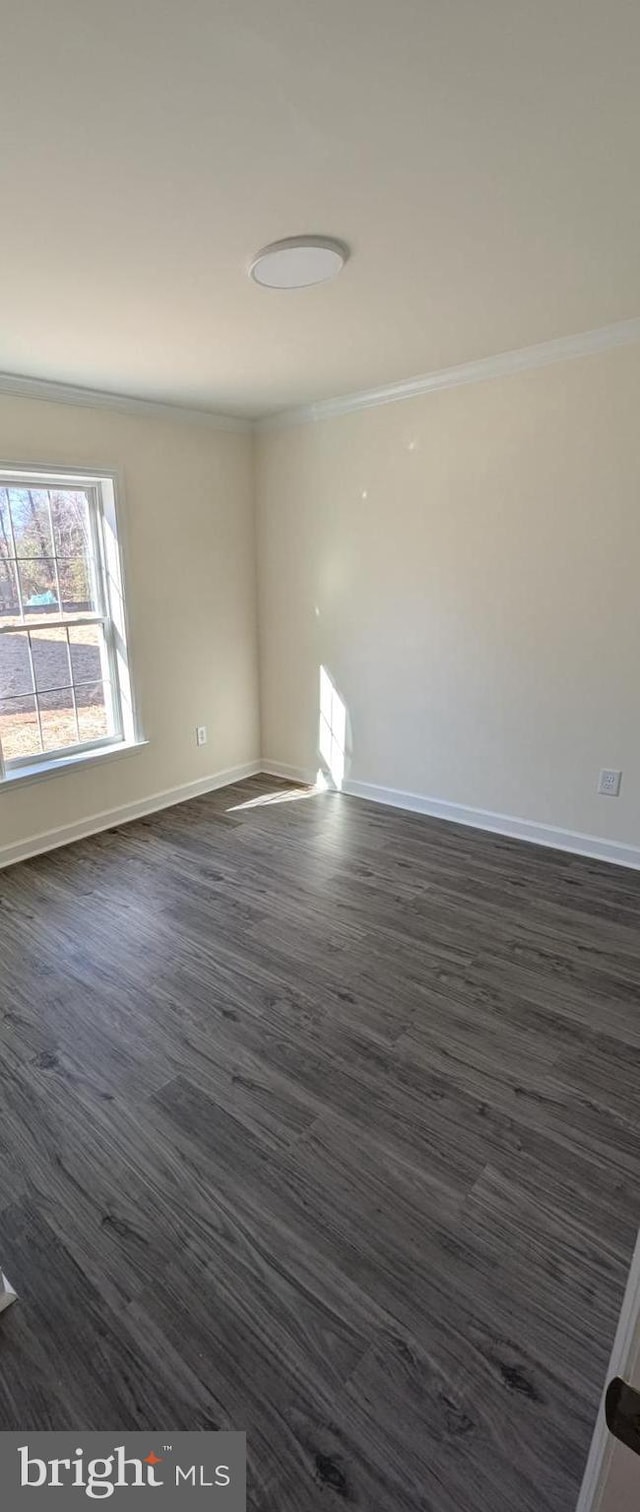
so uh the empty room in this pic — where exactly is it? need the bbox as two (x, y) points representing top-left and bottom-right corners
(0, 1), (639, 1508)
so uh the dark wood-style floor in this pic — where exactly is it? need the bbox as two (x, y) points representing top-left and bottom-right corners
(1, 774), (639, 1510)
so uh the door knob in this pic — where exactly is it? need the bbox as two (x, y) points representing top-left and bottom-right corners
(605, 1377), (640, 1457)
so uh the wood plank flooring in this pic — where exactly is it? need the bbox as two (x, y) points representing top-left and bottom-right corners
(0, 773), (639, 1509)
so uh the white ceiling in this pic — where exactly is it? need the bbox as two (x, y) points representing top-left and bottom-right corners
(2, 0), (639, 419)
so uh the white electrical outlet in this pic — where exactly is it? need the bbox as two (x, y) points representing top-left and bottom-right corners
(196, 725), (207, 747)
(597, 768), (622, 797)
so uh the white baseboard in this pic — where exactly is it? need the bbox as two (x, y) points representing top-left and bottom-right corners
(0, 760), (262, 870)
(260, 759), (320, 786)
(4, 758), (639, 873)
(262, 762), (640, 870)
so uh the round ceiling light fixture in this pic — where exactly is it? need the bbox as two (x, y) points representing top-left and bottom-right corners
(249, 235), (349, 290)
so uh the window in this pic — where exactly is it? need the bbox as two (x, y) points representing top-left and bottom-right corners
(0, 468), (137, 780)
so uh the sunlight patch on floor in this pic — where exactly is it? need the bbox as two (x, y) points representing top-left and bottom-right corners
(226, 777), (326, 812)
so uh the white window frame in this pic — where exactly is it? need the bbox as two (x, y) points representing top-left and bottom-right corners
(0, 464), (140, 783)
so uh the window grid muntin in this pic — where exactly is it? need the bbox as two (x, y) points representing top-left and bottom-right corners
(1, 669), (114, 700)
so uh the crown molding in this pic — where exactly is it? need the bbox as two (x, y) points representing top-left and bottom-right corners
(257, 315), (640, 431)
(2, 315), (639, 433)
(0, 370), (252, 432)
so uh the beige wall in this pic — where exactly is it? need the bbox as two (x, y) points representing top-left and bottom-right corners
(256, 343), (640, 851)
(3, 341), (640, 864)
(0, 395), (259, 855)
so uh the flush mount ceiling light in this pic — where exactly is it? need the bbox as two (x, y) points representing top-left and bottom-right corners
(249, 236), (349, 290)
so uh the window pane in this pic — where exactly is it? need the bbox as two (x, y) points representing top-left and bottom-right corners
(30, 627), (72, 693)
(68, 623), (104, 684)
(51, 491), (97, 613)
(76, 681), (111, 743)
(8, 489), (54, 560)
(0, 694), (41, 760)
(59, 557), (94, 615)
(0, 490), (14, 564)
(17, 557), (60, 617)
(0, 561), (20, 624)
(38, 687), (78, 751)
(49, 490), (92, 557)
(0, 631), (34, 697)
(2, 488), (98, 619)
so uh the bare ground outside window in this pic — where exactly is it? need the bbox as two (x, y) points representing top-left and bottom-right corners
(0, 624), (109, 760)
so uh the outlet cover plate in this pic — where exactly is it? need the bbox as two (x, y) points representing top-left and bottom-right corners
(196, 725), (207, 747)
(598, 768), (622, 797)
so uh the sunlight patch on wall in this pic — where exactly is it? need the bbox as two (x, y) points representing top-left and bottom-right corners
(319, 665), (346, 789)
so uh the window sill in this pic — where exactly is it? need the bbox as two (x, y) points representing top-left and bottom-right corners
(1, 738), (148, 791)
